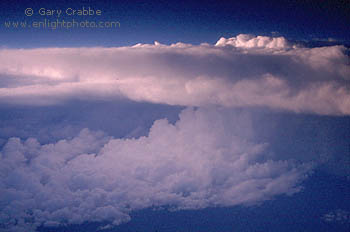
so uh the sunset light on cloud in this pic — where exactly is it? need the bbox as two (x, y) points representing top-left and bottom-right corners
(0, 1), (349, 232)
(0, 35), (349, 114)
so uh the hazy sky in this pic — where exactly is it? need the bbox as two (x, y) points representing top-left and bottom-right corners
(0, 1), (349, 232)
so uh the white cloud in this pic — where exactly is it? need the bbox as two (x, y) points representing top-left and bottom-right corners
(0, 34), (349, 115)
(0, 107), (312, 231)
(215, 34), (290, 49)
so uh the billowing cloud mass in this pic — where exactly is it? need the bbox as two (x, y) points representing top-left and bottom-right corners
(0, 34), (349, 115)
(0, 34), (348, 231)
(215, 34), (290, 48)
(0, 107), (311, 231)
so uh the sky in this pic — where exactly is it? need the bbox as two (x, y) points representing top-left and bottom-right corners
(0, 0), (349, 47)
(0, 0), (349, 232)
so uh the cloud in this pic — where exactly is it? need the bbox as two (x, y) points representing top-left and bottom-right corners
(322, 209), (350, 224)
(0, 107), (312, 231)
(0, 34), (347, 231)
(215, 34), (290, 49)
(0, 99), (182, 146)
(0, 34), (349, 115)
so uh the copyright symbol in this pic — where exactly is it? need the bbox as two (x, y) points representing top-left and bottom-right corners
(25, 8), (33, 16)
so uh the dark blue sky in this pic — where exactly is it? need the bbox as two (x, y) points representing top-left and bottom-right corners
(0, 0), (349, 47)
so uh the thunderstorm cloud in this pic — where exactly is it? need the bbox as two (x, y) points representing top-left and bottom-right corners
(0, 35), (349, 231)
(0, 34), (348, 115)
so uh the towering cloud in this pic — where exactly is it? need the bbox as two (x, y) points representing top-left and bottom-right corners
(0, 34), (349, 115)
(215, 34), (290, 48)
(0, 34), (348, 231)
(0, 107), (312, 231)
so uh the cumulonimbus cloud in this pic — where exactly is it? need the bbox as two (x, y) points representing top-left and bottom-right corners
(0, 34), (349, 115)
(0, 107), (312, 231)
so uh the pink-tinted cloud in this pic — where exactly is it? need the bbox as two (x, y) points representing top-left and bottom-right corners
(0, 34), (348, 115)
(0, 107), (312, 231)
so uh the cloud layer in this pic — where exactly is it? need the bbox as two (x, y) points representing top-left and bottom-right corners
(0, 34), (347, 231)
(0, 34), (349, 115)
(0, 107), (311, 231)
